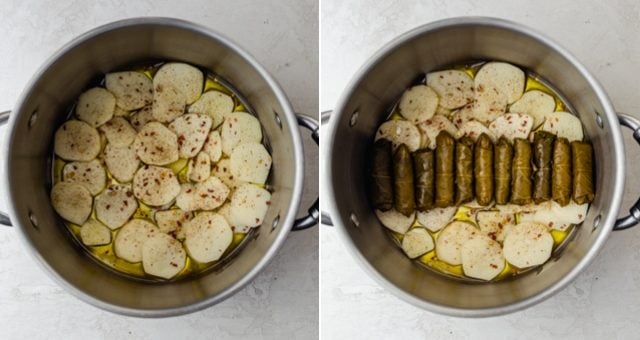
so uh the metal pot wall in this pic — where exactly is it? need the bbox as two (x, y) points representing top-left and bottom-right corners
(323, 17), (639, 316)
(0, 17), (318, 317)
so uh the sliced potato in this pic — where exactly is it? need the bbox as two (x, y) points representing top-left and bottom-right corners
(217, 203), (250, 233)
(416, 206), (456, 232)
(103, 144), (140, 183)
(398, 85), (438, 123)
(229, 184), (270, 228)
(203, 130), (222, 162)
(155, 209), (192, 240)
(130, 106), (154, 131)
(54, 120), (101, 161)
(99, 117), (137, 147)
(188, 91), (233, 128)
(508, 90), (555, 128)
(519, 201), (588, 231)
(168, 113), (212, 158)
(114, 106), (129, 117)
(114, 219), (159, 262)
(221, 112), (262, 155)
(472, 86), (507, 124)
(540, 111), (583, 141)
(488, 113), (533, 143)
(426, 70), (474, 109)
(62, 159), (106, 195)
(105, 71), (153, 110)
(175, 183), (199, 212)
(195, 176), (230, 210)
(503, 222), (553, 268)
(461, 234), (505, 281)
(415, 115), (457, 149)
(152, 83), (186, 123)
(132, 165), (181, 206)
(76, 87), (116, 127)
(457, 121), (495, 141)
(133, 122), (179, 165)
(51, 182), (92, 225)
(475, 62), (525, 104)
(435, 221), (478, 265)
(375, 209), (415, 234)
(95, 184), (138, 230)
(229, 142), (272, 184)
(153, 63), (203, 104)
(476, 211), (516, 242)
(188, 152), (211, 182)
(495, 203), (538, 215)
(184, 212), (232, 263)
(401, 228), (434, 258)
(142, 232), (186, 279)
(211, 159), (243, 191)
(80, 219), (111, 246)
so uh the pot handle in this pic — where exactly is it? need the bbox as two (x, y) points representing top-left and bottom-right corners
(320, 111), (334, 226)
(291, 114), (320, 231)
(614, 113), (640, 230)
(0, 110), (11, 226)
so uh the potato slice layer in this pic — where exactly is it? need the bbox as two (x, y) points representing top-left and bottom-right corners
(229, 184), (271, 228)
(221, 112), (263, 155)
(80, 219), (112, 246)
(142, 232), (186, 279)
(76, 87), (116, 127)
(114, 219), (159, 263)
(62, 159), (106, 195)
(169, 113), (212, 158)
(104, 144), (140, 183)
(211, 159), (243, 191)
(457, 121), (495, 141)
(153, 63), (203, 105)
(184, 212), (232, 263)
(133, 165), (181, 206)
(203, 130), (223, 162)
(435, 221), (478, 265)
(188, 91), (233, 128)
(398, 85), (438, 123)
(476, 211), (516, 242)
(541, 111), (583, 142)
(427, 70), (474, 109)
(375, 119), (422, 151)
(51, 182), (92, 225)
(54, 120), (101, 161)
(461, 234), (505, 281)
(133, 122), (179, 165)
(188, 152), (211, 182)
(152, 84), (185, 123)
(503, 222), (553, 268)
(105, 71), (153, 110)
(401, 228), (434, 258)
(176, 177), (230, 211)
(95, 184), (138, 230)
(475, 62), (525, 104)
(488, 113), (533, 143)
(130, 106), (154, 131)
(472, 86), (507, 124)
(155, 209), (192, 240)
(230, 143), (272, 184)
(99, 117), (137, 147)
(415, 115), (457, 149)
(519, 201), (588, 231)
(509, 90), (555, 128)
(375, 209), (415, 234)
(416, 207), (457, 232)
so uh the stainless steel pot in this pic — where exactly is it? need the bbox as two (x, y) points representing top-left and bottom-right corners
(0, 17), (318, 317)
(324, 17), (640, 317)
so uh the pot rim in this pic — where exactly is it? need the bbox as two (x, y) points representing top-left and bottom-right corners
(3, 17), (304, 317)
(325, 16), (624, 317)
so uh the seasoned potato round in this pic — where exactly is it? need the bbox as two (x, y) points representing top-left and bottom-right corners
(51, 182), (93, 225)
(229, 142), (272, 184)
(153, 63), (204, 105)
(184, 212), (232, 263)
(152, 83), (186, 123)
(228, 184), (271, 228)
(188, 90), (233, 128)
(76, 87), (116, 127)
(95, 184), (138, 230)
(133, 165), (181, 206)
(54, 120), (101, 161)
(62, 159), (106, 195)
(103, 144), (140, 183)
(398, 85), (439, 123)
(142, 232), (186, 279)
(133, 122), (179, 165)
(114, 219), (159, 263)
(80, 219), (112, 246)
(99, 117), (137, 147)
(105, 71), (153, 111)
(221, 112), (262, 155)
(435, 221), (479, 265)
(375, 209), (415, 234)
(168, 113), (212, 158)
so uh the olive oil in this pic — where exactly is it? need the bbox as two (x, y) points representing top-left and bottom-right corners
(53, 63), (257, 282)
(383, 61), (578, 282)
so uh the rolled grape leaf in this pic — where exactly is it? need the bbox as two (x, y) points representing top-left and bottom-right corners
(494, 137), (513, 205)
(533, 131), (556, 204)
(511, 138), (532, 205)
(455, 137), (474, 204)
(474, 133), (494, 206)
(413, 149), (435, 211)
(371, 139), (394, 210)
(435, 131), (455, 207)
(393, 144), (415, 215)
(572, 141), (595, 204)
(552, 137), (572, 206)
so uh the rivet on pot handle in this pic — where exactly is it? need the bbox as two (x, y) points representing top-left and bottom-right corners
(320, 111), (334, 226)
(0, 110), (11, 227)
(614, 113), (640, 230)
(292, 113), (320, 231)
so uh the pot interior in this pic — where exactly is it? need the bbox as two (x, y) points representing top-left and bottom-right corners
(328, 18), (622, 314)
(6, 19), (301, 315)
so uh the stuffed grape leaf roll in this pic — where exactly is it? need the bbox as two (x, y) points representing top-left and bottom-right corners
(494, 137), (513, 205)
(572, 141), (595, 204)
(371, 139), (394, 210)
(455, 137), (475, 204)
(393, 144), (415, 215)
(533, 131), (556, 204)
(435, 131), (455, 207)
(511, 138), (532, 205)
(552, 137), (572, 206)
(475, 133), (494, 206)
(413, 149), (435, 211)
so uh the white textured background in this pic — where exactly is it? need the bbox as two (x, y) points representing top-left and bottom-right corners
(0, 1), (318, 339)
(321, 1), (640, 339)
